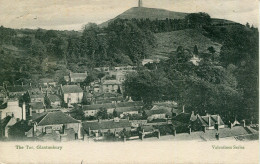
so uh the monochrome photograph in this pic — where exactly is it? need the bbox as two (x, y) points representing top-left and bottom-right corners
(0, 0), (259, 163)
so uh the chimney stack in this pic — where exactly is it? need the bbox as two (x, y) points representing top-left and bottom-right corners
(208, 115), (211, 127)
(182, 105), (185, 113)
(22, 102), (26, 120)
(78, 123), (82, 139)
(242, 120), (246, 127)
(138, 0), (143, 7)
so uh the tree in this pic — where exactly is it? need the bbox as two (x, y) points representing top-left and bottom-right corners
(193, 45), (199, 55)
(97, 107), (108, 119)
(208, 46), (216, 54)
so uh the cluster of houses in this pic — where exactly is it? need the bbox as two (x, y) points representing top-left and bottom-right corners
(0, 65), (258, 142)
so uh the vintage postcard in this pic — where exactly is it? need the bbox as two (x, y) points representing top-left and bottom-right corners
(0, 0), (259, 163)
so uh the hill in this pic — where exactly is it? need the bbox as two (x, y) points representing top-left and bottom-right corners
(150, 29), (222, 60)
(99, 7), (188, 27)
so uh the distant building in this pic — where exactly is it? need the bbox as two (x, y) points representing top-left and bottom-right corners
(39, 78), (57, 87)
(60, 85), (83, 106)
(29, 102), (46, 114)
(1, 116), (17, 138)
(6, 85), (32, 98)
(28, 111), (81, 139)
(69, 71), (88, 83)
(102, 80), (122, 93)
(144, 108), (172, 121)
(83, 118), (131, 137)
(0, 99), (24, 120)
(142, 59), (160, 66)
(45, 94), (62, 108)
(25, 88), (45, 103)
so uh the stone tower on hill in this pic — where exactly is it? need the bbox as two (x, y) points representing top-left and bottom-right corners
(138, 0), (143, 7)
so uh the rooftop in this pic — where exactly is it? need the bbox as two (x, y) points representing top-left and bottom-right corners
(47, 94), (62, 103)
(30, 102), (45, 110)
(7, 85), (32, 93)
(144, 108), (172, 116)
(34, 111), (80, 126)
(102, 80), (121, 85)
(82, 120), (131, 130)
(61, 85), (83, 94)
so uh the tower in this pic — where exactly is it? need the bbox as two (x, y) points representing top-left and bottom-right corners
(138, 0), (143, 7)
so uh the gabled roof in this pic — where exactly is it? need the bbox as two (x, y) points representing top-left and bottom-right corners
(197, 115), (225, 127)
(82, 120), (131, 130)
(47, 94), (62, 103)
(34, 111), (80, 126)
(61, 85), (83, 94)
(70, 72), (87, 81)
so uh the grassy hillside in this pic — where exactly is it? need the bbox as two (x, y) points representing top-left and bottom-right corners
(150, 29), (222, 60)
(100, 7), (188, 27)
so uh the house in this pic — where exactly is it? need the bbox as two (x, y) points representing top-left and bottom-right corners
(93, 92), (124, 104)
(82, 118), (131, 137)
(29, 111), (81, 139)
(144, 108), (172, 121)
(82, 103), (116, 117)
(39, 78), (57, 87)
(173, 112), (225, 132)
(0, 99), (25, 120)
(6, 85), (32, 98)
(197, 114), (225, 131)
(69, 71), (88, 83)
(82, 101), (144, 117)
(25, 88), (45, 103)
(141, 59), (160, 66)
(60, 85), (83, 106)
(94, 67), (110, 72)
(1, 115), (17, 138)
(102, 80), (122, 93)
(45, 94), (62, 108)
(115, 106), (141, 118)
(29, 102), (46, 114)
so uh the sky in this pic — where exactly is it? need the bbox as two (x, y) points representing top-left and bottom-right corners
(0, 0), (258, 30)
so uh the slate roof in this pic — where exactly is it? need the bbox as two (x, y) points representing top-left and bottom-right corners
(83, 103), (116, 111)
(70, 72), (87, 79)
(7, 85), (32, 93)
(115, 106), (142, 113)
(82, 101), (143, 111)
(145, 108), (172, 116)
(39, 78), (55, 83)
(62, 85), (83, 94)
(1, 116), (12, 128)
(82, 120), (131, 130)
(102, 80), (121, 85)
(34, 111), (80, 126)
(198, 115), (225, 127)
(30, 102), (45, 110)
(47, 94), (62, 103)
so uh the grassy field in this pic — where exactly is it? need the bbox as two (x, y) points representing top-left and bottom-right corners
(150, 29), (222, 60)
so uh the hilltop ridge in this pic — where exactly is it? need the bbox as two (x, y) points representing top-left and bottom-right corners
(99, 7), (188, 27)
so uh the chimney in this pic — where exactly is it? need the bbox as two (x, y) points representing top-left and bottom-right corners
(22, 82), (23, 86)
(33, 122), (37, 137)
(242, 120), (246, 127)
(88, 127), (91, 136)
(138, 0), (143, 7)
(182, 105), (185, 113)
(229, 121), (232, 129)
(173, 129), (176, 136)
(189, 128), (192, 134)
(157, 131), (160, 139)
(78, 123), (82, 139)
(29, 83), (31, 86)
(217, 115), (220, 125)
(208, 115), (211, 127)
(22, 102), (26, 120)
